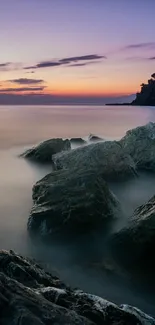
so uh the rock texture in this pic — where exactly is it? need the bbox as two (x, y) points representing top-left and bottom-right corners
(53, 141), (137, 181)
(70, 138), (86, 145)
(0, 250), (154, 325)
(111, 195), (155, 272)
(28, 168), (120, 236)
(120, 122), (155, 170)
(21, 138), (71, 163)
(88, 134), (103, 142)
(132, 73), (155, 106)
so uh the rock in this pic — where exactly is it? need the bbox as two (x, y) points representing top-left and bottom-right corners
(111, 194), (155, 273)
(88, 134), (103, 142)
(120, 122), (155, 170)
(53, 141), (137, 181)
(0, 250), (154, 325)
(0, 274), (93, 325)
(21, 138), (71, 163)
(70, 138), (86, 145)
(0, 249), (65, 289)
(132, 74), (155, 106)
(28, 168), (121, 236)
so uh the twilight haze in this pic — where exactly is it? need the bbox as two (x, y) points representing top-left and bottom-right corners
(0, 0), (155, 104)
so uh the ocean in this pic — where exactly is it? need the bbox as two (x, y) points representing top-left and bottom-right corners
(0, 104), (155, 316)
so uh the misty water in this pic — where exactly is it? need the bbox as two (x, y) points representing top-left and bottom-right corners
(0, 105), (155, 316)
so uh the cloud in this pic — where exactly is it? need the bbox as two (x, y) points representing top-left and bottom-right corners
(124, 55), (155, 62)
(24, 54), (106, 70)
(122, 42), (155, 51)
(0, 87), (45, 93)
(26, 71), (35, 74)
(0, 63), (11, 68)
(59, 54), (105, 63)
(68, 60), (103, 67)
(0, 62), (12, 71)
(69, 63), (88, 67)
(25, 61), (61, 69)
(8, 78), (44, 85)
(0, 62), (22, 71)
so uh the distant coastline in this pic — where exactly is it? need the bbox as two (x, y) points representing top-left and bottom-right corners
(0, 94), (135, 106)
(105, 102), (131, 106)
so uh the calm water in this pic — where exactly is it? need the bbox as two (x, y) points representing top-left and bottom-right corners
(0, 105), (155, 316)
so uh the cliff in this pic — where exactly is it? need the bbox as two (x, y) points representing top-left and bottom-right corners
(132, 73), (155, 106)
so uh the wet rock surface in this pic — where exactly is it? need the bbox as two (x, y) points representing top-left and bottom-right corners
(21, 138), (71, 163)
(120, 122), (155, 171)
(111, 194), (155, 273)
(53, 141), (137, 181)
(28, 168), (121, 236)
(19, 123), (155, 323)
(0, 250), (154, 325)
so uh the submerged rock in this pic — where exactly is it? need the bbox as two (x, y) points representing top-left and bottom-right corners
(120, 122), (155, 170)
(70, 137), (86, 145)
(88, 134), (104, 142)
(53, 141), (137, 181)
(21, 138), (71, 163)
(0, 250), (154, 325)
(28, 168), (120, 236)
(111, 194), (155, 273)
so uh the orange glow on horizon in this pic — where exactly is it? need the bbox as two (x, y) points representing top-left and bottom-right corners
(0, 80), (139, 97)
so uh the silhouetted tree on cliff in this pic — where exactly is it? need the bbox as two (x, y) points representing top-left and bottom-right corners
(132, 73), (155, 106)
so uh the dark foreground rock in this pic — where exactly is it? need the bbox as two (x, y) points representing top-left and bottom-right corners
(70, 137), (86, 145)
(53, 141), (137, 181)
(0, 250), (154, 325)
(28, 168), (121, 236)
(88, 134), (104, 142)
(111, 194), (155, 273)
(120, 122), (155, 171)
(21, 138), (71, 163)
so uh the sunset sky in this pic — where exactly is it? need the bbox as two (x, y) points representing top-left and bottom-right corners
(0, 0), (155, 103)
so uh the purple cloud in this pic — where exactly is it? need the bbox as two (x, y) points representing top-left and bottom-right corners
(59, 54), (105, 63)
(0, 63), (11, 67)
(123, 42), (155, 50)
(69, 63), (88, 67)
(0, 62), (22, 71)
(0, 62), (12, 71)
(8, 78), (44, 85)
(24, 54), (106, 70)
(25, 61), (61, 70)
(0, 87), (45, 92)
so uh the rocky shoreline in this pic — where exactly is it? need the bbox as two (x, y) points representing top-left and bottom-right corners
(5, 121), (155, 323)
(0, 249), (155, 324)
(22, 123), (155, 274)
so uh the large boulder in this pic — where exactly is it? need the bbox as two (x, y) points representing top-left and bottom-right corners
(53, 141), (137, 181)
(28, 168), (121, 236)
(120, 122), (155, 170)
(111, 195), (155, 273)
(0, 250), (154, 325)
(21, 138), (71, 163)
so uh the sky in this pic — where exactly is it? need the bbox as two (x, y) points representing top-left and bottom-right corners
(0, 0), (155, 104)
